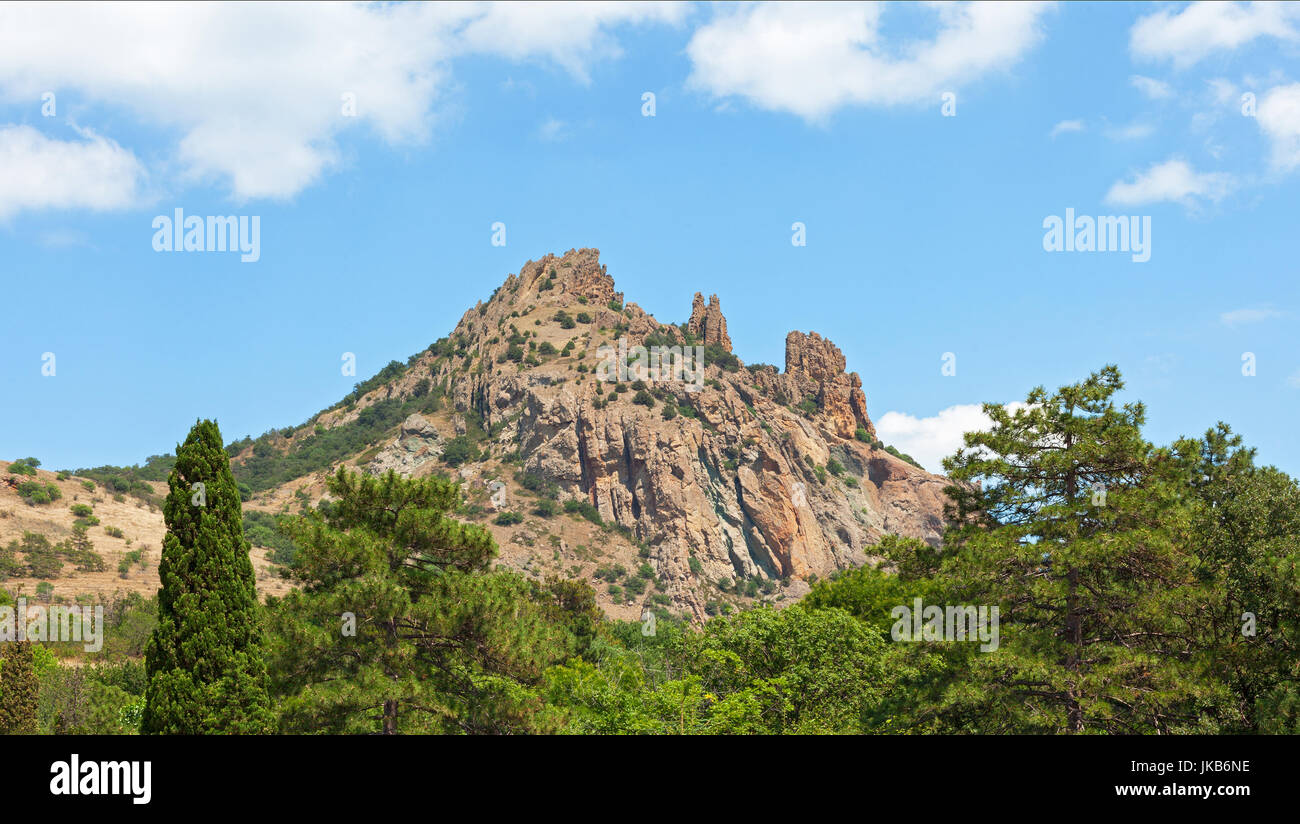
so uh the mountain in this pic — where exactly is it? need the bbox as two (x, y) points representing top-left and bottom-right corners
(2, 248), (953, 621)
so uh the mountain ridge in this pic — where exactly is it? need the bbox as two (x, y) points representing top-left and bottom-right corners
(4, 248), (953, 621)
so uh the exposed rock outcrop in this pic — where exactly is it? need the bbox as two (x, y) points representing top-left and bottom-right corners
(344, 248), (950, 620)
(367, 413), (444, 475)
(688, 292), (732, 352)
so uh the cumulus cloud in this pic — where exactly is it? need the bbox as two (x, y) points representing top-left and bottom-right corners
(0, 2), (683, 203)
(685, 1), (1052, 121)
(874, 402), (1028, 474)
(1220, 307), (1283, 326)
(1130, 1), (1299, 68)
(0, 125), (144, 219)
(454, 1), (688, 83)
(1257, 83), (1300, 172)
(1104, 158), (1233, 206)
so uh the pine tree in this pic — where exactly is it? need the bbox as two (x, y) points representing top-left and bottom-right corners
(0, 640), (39, 734)
(269, 467), (571, 733)
(142, 419), (272, 734)
(939, 366), (1215, 733)
(1173, 423), (1300, 732)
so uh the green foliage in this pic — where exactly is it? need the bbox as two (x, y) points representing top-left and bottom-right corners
(938, 366), (1218, 734)
(16, 480), (61, 505)
(494, 511), (524, 526)
(1167, 423), (1300, 733)
(267, 467), (576, 733)
(243, 510), (301, 566)
(6, 532), (63, 578)
(142, 419), (272, 734)
(0, 641), (40, 734)
(340, 360), (407, 407)
(546, 606), (908, 734)
(0, 540), (20, 581)
(232, 392), (446, 494)
(532, 499), (558, 517)
(516, 470), (559, 499)
(36, 658), (144, 735)
(884, 444), (923, 469)
(442, 435), (481, 467)
(67, 525), (104, 572)
(702, 343), (740, 372)
(563, 499), (603, 526)
(74, 455), (174, 503)
(69, 503), (93, 518)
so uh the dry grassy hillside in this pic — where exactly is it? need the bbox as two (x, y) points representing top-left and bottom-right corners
(1, 454), (686, 623)
(0, 460), (291, 604)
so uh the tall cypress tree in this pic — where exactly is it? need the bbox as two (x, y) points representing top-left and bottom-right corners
(143, 419), (272, 734)
(0, 640), (39, 734)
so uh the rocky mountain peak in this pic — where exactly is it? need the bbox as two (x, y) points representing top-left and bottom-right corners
(785, 330), (845, 382)
(302, 252), (946, 620)
(511, 247), (620, 306)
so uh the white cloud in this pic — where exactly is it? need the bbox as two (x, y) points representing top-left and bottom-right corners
(1049, 119), (1084, 138)
(0, 2), (683, 203)
(1208, 77), (1239, 105)
(1104, 122), (1155, 141)
(1287, 369), (1300, 389)
(36, 228), (95, 249)
(1104, 158), (1233, 206)
(454, 1), (688, 83)
(1220, 307), (1283, 326)
(1130, 74), (1173, 99)
(538, 117), (568, 142)
(1130, 1), (1299, 68)
(0, 125), (144, 219)
(874, 402), (1028, 474)
(1257, 82), (1300, 172)
(685, 1), (1052, 121)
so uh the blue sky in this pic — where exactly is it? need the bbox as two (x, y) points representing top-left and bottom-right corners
(2, 1), (1298, 475)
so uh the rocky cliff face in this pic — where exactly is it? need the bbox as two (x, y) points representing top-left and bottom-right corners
(327, 248), (952, 620)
